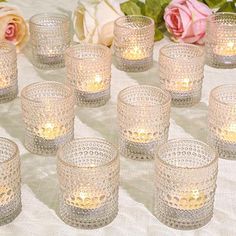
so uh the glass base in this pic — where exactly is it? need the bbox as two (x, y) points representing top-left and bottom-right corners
(32, 53), (65, 70)
(24, 130), (73, 155)
(0, 85), (18, 104)
(208, 134), (236, 160)
(119, 136), (159, 160)
(59, 199), (118, 229)
(75, 89), (110, 107)
(115, 55), (153, 72)
(206, 54), (236, 69)
(170, 90), (201, 107)
(0, 199), (21, 226)
(154, 198), (212, 230)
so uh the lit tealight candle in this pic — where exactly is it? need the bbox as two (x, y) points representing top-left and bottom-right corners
(0, 186), (13, 205)
(122, 46), (145, 60)
(214, 41), (236, 56)
(86, 75), (105, 93)
(0, 78), (9, 89)
(38, 122), (65, 140)
(171, 79), (192, 92)
(171, 189), (206, 210)
(66, 188), (105, 210)
(221, 123), (236, 142)
(127, 128), (155, 143)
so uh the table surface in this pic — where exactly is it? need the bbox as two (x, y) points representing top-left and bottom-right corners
(0, 1), (236, 236)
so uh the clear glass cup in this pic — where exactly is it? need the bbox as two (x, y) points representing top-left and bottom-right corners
(114, 15), (155, 72)
(154, 139), (218, 230)
(57, 138), (120, 229)
(208, 84), (236, 159)
(205, 12), (236, 69)
(159, 43), (204, 107)
(117, 85), (171, 160)
(65, 44), (112, 107)
(21, 81), (75, 155)
(0, 137), (21, 225)
(0, 42), (18, 103)
(29, 13), (71, 70)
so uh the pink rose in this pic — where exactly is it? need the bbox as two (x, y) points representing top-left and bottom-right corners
(0, 4), (28, 52)
(164, 0), (212, 44)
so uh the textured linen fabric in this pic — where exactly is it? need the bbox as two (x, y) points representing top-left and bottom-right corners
(0, 0), (235, 235)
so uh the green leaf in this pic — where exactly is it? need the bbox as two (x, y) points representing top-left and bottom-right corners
(120, 1), (142, 15)
(154, 28), (164, 41)
(145, 0), (162, 24)
(0, 0), (7, 2)
(217, 2), (236, 12)
(204, 0), (227, 8)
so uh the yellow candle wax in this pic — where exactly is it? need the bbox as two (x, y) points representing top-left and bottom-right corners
(127, 128), (155, 143)
(171, 79), (192, 92)
(86, 75), (105, 92)
(66, 189), (106, 209)
(214, 41), (236, 56)
(122, 46), (146, 60)
(38, 122), (66, 140)
(0, 186), (13, 205)
(0, 78), (9, 89)
(172, 189), (206, 210)
(221, 123), (236, 142)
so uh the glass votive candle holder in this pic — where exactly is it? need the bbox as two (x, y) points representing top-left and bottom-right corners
(29, 13), (71, 70)
(205, 12), (236, 68)
(21, 81), (75, 155)
(114, 15), (155, 72)
(154, 139), (218, 230)
(159, 43), (204, 107)
(65, 44), (112, 107)
(57, 138), (120, 229)
(0, 42), (17, 103)
(208, 84), (236, 159)
(117, 85), (171, 160)
(0, 138), (21, 225)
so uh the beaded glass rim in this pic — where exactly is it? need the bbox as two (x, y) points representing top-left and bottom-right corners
(57, 137), (119, 169)
(156, 139), (218, 170)
(21, 81), (74, 104)
(159, 43), (204, 61)
(29, 13), (69, 27)
(0, 137), (19, 164)
(0, 41), (16, 55)
(65, 43), (111, 61)
(118, 85), (171, 108)
(207, 12), (236, 26)
(210, 84), (236, 107)
(115, 15), (154, 30)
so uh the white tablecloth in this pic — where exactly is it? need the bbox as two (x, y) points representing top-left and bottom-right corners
(0, 1), (236, 235)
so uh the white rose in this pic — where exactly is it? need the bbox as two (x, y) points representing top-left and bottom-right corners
(73, 0), (124, 46)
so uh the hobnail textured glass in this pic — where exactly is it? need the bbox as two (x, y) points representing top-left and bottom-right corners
(57, 138), (120, 229)
(205, 13), (236, 69)
(21, 81), (75, 155)
(65, 44), (112, 107)
(154, 139), (218, 230)
(208, 85), (236, 159)
(0, 42), (18, 103)
(29, 13), (70, 70)
(0, 138), (21, 225)
(117, 85), (171, 160)
(159, 43), (204, 107)
(114, 15), (155, 72)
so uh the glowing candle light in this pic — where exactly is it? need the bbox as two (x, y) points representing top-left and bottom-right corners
(214, 40), (236, 56)
(66, 188), (105, 210)
(38, 122), (66, 140)
(127, 128), (155, 143)
(122, 46), (146, 60)
(0, 186), (13, 205)
(171, 78), (192, 92)
(86, 75), (105, 93)
(221, 123), (236, 142)
(174, 189), (207, 210)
